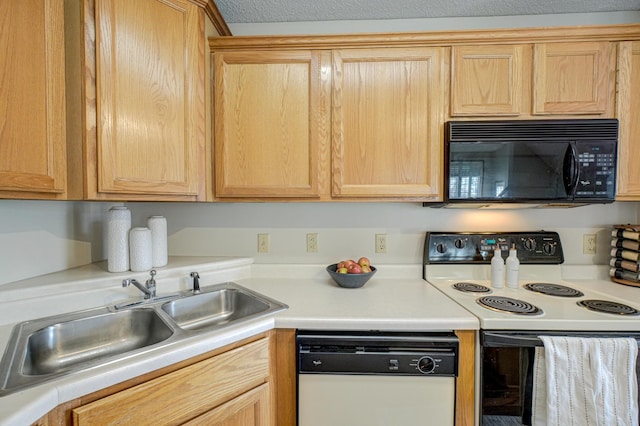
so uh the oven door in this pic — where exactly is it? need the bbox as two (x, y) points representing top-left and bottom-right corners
(480, 330), (640, 426)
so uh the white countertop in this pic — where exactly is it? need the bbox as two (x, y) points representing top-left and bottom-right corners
(0, 257), (478, 425)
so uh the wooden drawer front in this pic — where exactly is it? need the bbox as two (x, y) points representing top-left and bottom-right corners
(182, 382), (271, 426)
(72, 337), (270, 425)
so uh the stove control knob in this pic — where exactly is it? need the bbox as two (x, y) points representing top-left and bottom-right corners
(542, 242), (556, 255)
(417, 356), (436, 374)
(436, 243), (447, 254)
(523, 238), (537, 251)
(454, 239), (466, 249)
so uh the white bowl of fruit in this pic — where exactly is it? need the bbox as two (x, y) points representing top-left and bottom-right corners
(326, 257), (376, 288)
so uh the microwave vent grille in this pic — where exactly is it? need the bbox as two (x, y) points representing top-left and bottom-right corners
(448, 119), (618, 142)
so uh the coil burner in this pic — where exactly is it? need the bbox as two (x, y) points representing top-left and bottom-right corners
(477, 296), (543, 315)
(577, 299), (640, 316)
(452, 282), (492, 293)
(524, 283), (584, 298)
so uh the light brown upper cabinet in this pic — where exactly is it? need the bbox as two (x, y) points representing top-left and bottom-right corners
(332, 47), (445, 199)
(0, 0), (69, 200)
(450, 41), (615, 118)
(451, 45), (531, 116)
(79, 0), (206, 201)
(615, 41), (640, 200)
(212, 50), (331, 199)
(533, 42), (615, 115)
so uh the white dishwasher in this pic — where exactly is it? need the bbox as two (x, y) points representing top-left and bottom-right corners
(297, 330), (458, 426)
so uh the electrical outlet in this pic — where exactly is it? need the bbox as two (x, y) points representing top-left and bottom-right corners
(375, 234), (387, 254)
(258, 233), (269, 253)
(307, 233), (318, 253)
(583, 234), (596, 255)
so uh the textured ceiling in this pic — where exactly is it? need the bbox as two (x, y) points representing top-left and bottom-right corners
(215, 0), (640, 23)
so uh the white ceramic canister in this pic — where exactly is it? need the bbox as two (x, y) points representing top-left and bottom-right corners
(147, 215), (168, 267)
(129, 227), (153, 272)
(107, 206), (131, 272)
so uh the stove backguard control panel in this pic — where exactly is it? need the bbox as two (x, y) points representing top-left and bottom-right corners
(424, 231), (564, 264)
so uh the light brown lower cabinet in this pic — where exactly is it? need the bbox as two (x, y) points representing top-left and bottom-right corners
(72, 336), (271, 425)
(182, 382), (271, 426)
(31, 330), (299, 426)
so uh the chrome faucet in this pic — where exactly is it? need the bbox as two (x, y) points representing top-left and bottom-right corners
(122, 270), (157, 299)
(190, 272), (200, 294)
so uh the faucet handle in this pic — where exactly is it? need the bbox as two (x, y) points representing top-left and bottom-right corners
(147, 269), (156, 285)
(190, 272), (200, 294)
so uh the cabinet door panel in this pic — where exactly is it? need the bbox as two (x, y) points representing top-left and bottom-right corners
(332, 47), (444, 199)
(92, 0), (204, 198)
(451, 45), (531, 116)
(183, 383), (271, 426)
(616, 41), (640, 200)
(533, 42), (614, 115)
(213, 50), (330, 198)
(72, 338), (270, 425)
(0, 0), (66, 198)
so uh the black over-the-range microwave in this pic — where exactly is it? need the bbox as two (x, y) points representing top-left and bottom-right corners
(431, 118), (619, 207)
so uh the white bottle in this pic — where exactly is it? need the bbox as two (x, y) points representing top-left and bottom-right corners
(506, 244), (520, 289)
(491, 248), (504, 288)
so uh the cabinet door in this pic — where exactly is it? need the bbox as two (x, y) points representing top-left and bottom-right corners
(533, 42), (614, 115)
(332, 47), (445, 199)
(0, 0), (67, 199)
(450, 44), (531, 116)
(183, 383), (271, 426)
(72, 337), (270, 425)
(213, 50), (330, 198)
(615, 41), (640, 200)
(86, 0), (205, 200)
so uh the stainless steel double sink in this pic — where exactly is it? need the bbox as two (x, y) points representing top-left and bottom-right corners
(0, 282), (287, 396)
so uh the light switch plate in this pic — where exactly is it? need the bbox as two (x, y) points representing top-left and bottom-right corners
(307, 233), (318, 253)
(258, 233), (269, 253)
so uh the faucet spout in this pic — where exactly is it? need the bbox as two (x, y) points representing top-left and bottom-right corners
(122, 270), (157, 299)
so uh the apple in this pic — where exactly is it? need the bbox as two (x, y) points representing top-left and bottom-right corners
(348, 264), (363, 274)
(358, 257), (370, 267)
(342, 260), (356, 269)
(337, 261), (346, 269)
(337, 267), (349, 274)
(361, 265), (372, 273)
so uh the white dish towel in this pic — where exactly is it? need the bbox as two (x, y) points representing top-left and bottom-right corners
(533, 336), (639, 426)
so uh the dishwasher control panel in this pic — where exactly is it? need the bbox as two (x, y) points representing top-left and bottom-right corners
(296, 331), (458, 377)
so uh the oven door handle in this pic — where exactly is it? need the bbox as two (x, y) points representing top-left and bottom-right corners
(482, 332), (543, 347)
(483, 332), (640, 348)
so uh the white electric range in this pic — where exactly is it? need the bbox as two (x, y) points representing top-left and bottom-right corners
(423, 231), (640, 426)
(423, 231), (640, 332)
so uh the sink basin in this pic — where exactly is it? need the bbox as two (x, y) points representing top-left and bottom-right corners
(161, 285), (284, 331)
(0, 307), (174, 394)
(24, 308), (173, 375)
(0, 282), (287, 396)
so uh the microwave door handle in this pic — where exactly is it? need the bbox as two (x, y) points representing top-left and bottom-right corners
(563, 142), (579, 196)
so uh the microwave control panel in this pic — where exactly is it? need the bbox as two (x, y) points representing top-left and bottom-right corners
(424, 231), (564, 264)
(575, 142), (617, 198)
